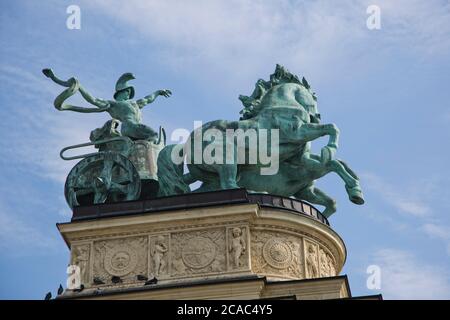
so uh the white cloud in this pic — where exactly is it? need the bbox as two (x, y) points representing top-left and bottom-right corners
(393, 201), (430, 217)
(0, 64), (107, 183)
(422, 223), (450, 256)
(84, 0), (450, 84)
(373, 248), (450, 299)
(5, 0), (449, 185)
(362, 172), (450, 257)
(363, 207), (409, 232)
(0, 63), (178, 184)
(361, 172), (431, 217)
(376, 0), (450, 54)
(0, 206), (58, 254)
(422, 223), (450, 240)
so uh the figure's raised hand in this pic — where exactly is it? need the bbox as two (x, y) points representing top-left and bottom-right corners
(42, 68), (55, 78)
(158, 89), (172, 98)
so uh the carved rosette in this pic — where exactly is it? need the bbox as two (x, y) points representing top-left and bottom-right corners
(171, 229), (226, 277)
(263, 238), (294, 269)
(252, 231), (303, 279)
(93, 237), (147, 285)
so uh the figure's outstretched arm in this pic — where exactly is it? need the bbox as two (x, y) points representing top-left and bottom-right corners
(43, 68), (109, 111)
(78, 86), (109, 108)
(136, 89), (171, 108)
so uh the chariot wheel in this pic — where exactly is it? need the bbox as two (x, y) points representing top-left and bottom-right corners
(65, 152), (141, 209)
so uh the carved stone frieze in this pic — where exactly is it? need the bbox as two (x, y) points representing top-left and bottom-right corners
(61, 204), (346, 296)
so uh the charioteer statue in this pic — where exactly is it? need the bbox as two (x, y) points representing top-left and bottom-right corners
(42, 69), (171, 142)
(43, 68), (171, 207)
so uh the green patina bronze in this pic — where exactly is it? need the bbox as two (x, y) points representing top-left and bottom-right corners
(158, 65), (364, 217)
(43, 68), (171, 142)
(44, 65), (364, 217)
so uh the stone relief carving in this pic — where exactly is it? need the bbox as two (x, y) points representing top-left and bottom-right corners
(228, 227), (247, 269)
(93, 237), (147, 284)
(305, 241), (319, 279)
(71, 243), (91, 285)
(263, 238), (293, 269)
(150, 235), (169, 277)
(183, 237), (216, 268)
(171, 229), (226, 277)
(252, 230), (303, 278)
(319, 247), (336, 277)
(327, 253), (336, 276)
(74, 226), (339, 287)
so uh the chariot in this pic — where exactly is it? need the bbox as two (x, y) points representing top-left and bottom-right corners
(60, 120), (165, 208)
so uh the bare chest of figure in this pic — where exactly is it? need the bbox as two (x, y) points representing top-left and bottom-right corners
(108, 100), (142, 123)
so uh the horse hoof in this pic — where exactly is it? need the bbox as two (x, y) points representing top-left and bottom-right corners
(350, 194), (365, 205)
(346, 186), (365, 205)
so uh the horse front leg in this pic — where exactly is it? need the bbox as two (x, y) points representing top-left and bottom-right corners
(297, 123), (340, 163)
(327, 159), (365, 205)
(300, 155), (364, 209)
(295, 184), (337, 218)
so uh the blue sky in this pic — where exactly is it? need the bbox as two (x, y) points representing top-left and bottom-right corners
(0, 0), (449, 299)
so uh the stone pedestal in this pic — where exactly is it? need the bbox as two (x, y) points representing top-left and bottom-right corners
(57, 189), (351, 300)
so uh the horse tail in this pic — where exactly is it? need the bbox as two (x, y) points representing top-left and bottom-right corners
(157, 144), (191, 196)
(337, 159), (359, 180)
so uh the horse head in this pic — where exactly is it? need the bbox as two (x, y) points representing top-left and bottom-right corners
(239, 64), (320, 124)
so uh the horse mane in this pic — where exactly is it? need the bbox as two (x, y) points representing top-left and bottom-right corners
(239, 64), (316, 120)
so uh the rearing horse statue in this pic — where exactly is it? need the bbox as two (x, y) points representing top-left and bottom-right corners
(158, 65), (364, 217)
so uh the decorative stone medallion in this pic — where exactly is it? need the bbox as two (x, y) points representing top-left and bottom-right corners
(104, 244), (138, 277)
(262, 238), (293, 269)
(182, 236), (217, 269)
